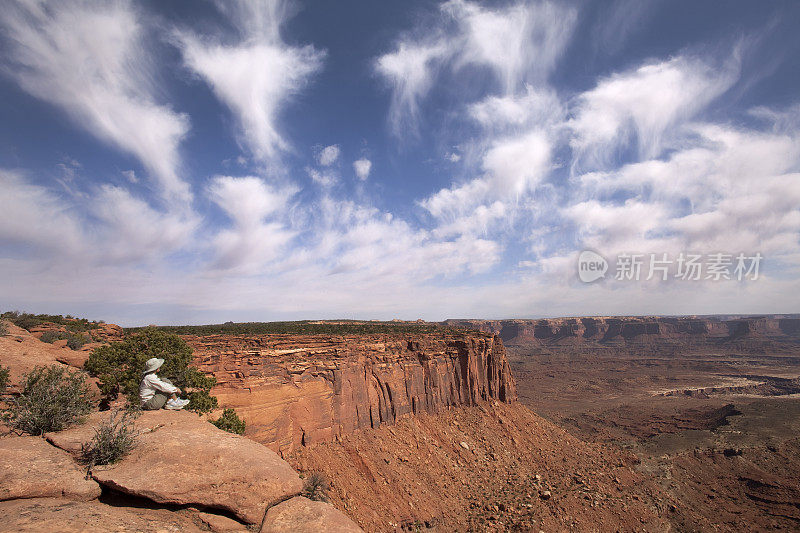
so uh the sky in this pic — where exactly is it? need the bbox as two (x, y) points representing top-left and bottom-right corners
(0, 0), (799, 326)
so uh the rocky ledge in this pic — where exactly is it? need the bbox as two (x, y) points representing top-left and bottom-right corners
(1, 410), (363, 532)
(187, 332), (517, 454)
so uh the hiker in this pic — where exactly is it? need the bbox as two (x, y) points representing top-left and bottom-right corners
(139, 357), (190, 410)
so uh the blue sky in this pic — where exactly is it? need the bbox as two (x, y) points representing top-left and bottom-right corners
(1, 0), (799, 326)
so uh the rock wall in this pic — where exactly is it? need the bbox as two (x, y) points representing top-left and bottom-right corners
(444, 316), (800, 347)
(188, 332), (516, 455)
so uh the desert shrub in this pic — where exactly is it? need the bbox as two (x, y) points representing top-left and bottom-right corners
(0, 321), (8, 336)
(80, 409), (139, 467)
(84, 328), (215, 413)
(1, 311), (102, 332)
(40, 331), (69, 343)
(66, 333), (90, 351)
(302, 472), (330, 502)
(0, 365), (9, 395)
(6, 365), (93, 435)
(211, 408), (246, 435)
(14, 314), (42, 331)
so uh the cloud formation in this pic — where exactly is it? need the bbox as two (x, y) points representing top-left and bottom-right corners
(178, 0), (324, 163)
(0, 0), (191, 204)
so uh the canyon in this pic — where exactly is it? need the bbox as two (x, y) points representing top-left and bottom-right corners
(3, 314), (800, 531)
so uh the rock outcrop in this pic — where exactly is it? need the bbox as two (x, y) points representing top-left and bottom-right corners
(260, 496), (363, 533)
(187, 332), (516, 454)
(0, 436), (101, 502)
(47, 410), (304, 525)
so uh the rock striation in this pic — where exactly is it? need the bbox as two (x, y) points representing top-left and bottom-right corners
(444, 316), (800, 351)
(187, 332), (516, 454)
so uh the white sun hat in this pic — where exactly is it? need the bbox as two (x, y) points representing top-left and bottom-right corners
(143, 357), (165, 374)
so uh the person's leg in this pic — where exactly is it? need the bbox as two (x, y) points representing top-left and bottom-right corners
(143, 392), (169, 410)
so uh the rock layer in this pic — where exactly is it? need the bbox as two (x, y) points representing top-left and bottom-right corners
(188, 332), (516, 454)
(445, 316), (800, 350)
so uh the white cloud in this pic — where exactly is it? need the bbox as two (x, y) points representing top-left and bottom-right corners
(90, 185), (197, 262)
(482, 130), (552, 197)
(565, 122), (800, 261)
(468, 85), (564, 130)
(207, 176), (296, 272)
(318, 145), (340, 166)
(0, 170), (85, 254)
(305, 167), (337, 187)
(353, 158), (372, 180)
(443, 0), (577, 92)
(122, 170), (138, 184)
(375, 41), (448, 137)
(375, 0), (576, 137)
(568, 55), (739, 168)
(0, 0), (191, 204)
(178, 1), (324, 162)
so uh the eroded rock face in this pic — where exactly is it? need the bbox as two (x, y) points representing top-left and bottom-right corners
(260, 496), (363, 533)
(0, 436), (101, 502)
(47, 410), (303, 525)
(445, 316), (800, 349)
(187, 333), (516, 454)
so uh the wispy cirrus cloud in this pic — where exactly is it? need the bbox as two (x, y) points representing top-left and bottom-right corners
(375, 0), (577, 137)
(0, 0), (191, 205)
(177, 0), (324, 164)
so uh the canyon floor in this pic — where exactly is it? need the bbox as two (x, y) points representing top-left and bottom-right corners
(497, 317), (800, 531)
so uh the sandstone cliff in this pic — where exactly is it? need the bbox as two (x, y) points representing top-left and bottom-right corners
(187, 332), (516, 454)
(444, 316), (800, 350)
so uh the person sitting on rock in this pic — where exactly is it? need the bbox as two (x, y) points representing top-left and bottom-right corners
(139, 357), (190, 410)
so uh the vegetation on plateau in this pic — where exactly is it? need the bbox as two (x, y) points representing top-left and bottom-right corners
(127, 319), (456, 336)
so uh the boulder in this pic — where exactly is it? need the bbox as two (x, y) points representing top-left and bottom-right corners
(0, 497), (204, 532)
(48, 410), (303, 525)
(260, 496), (364, 533)
(0, 436), (101, 501)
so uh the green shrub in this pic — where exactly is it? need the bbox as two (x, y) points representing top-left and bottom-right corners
(84, 328), (215, 413)
(6, 365), (94, 435)
(302, 472), (330, 502)
(66, 333), (90, 351)
(40, 331), (68, 343)
(15, 314), (41, 331)
(80, 409), (139, 467)
(0, 365), (9, 395)
(211, 408), (246, 435)
(1, 311), (102, 332)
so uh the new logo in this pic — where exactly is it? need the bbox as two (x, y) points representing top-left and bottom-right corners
(578, 250), (608, 283)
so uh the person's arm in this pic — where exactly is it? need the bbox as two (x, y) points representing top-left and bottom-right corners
(148, 374), (181, 395)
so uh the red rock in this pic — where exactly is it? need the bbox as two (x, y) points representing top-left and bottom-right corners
(0, 497), (205, 532)
(0, 436), (101, 501)
(188, 332), (516, 454)
(260, 496), (363, 533)
(49, 410), (303, 525)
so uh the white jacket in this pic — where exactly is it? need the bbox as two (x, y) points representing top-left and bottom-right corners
(139, 373), (180, 403)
